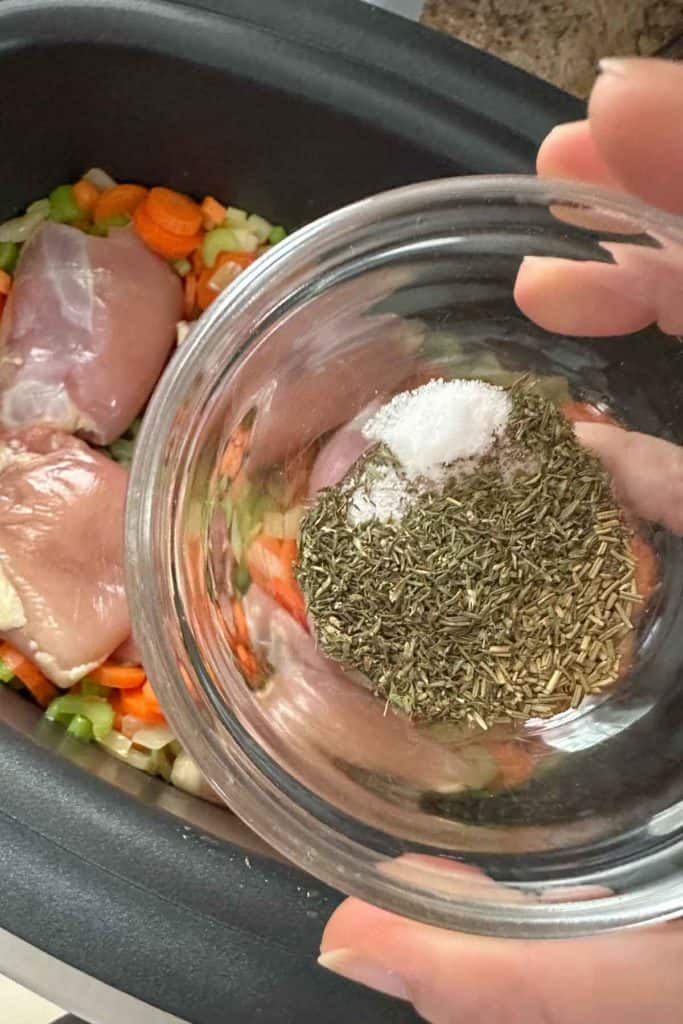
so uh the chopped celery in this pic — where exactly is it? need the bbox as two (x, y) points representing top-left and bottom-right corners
(173, 258), (191, 277)
(245, 214), (271, 244)
(45, 694), (114, 740)
(0, 657), (14, 683)
(201, 227), (240, 268)
(232, 562), (251, 596)
(231, 229), (259, 253)
(67, 714), (94, 743)
(0, 241), (19, 273)
(224, 206), (248, 227)
(80, 679), (108, 698)
(107, 437), (135, 467)
(89, 213), (131, 237)
(48, 184), (83, 224)
(268, 225), (286, 245)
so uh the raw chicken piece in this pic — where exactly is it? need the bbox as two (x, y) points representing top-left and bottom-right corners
(0, 427), (130, 685)
(243, 585), (488, 793)
(307, 401), (379, 497)
(0, 224), (182, 445)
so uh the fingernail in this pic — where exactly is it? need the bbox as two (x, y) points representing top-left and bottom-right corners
(318, 949), (409, 1001)
(598, 57), (639, 77)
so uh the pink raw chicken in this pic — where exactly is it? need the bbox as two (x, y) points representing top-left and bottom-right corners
(0, 427), (130, 686)
(0, 224), (182, 445)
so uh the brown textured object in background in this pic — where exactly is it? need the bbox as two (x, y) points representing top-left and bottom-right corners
(421, 0), (683, 97)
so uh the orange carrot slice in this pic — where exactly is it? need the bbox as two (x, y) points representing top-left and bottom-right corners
(197, 252), (256, 310)
(145, 187), (203, 237)
(133, 202), (201, 260)
(0, 270), (12, 296)
(201, 195), (227, 229)
(93, 184), (148, 224)
(113, 682), (165, 724)
(89, 663), (147, 689)
(73, 178), (101, 216)
(0, 642), (58, 707)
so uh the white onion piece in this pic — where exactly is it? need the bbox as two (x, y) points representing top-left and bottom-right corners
(97, 729), (133, 758)
(176, 320), (190, 346)
(246, 214), (272, 244)
(231, 229), (259, 253)
(84, 167), (117, 190)
(170, 751), (220, 802)
(0, 200), (49, 243)
(209, 260), (242, 294)
(132, 724), (175, 750)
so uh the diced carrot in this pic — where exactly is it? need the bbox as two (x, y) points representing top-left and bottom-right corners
(183, 270), (198, 319)
(73, 178), (101, 216)
(145, 187), (203, 237)
(93, 183), (148, 224)
(0, 642), (58, 708)
(89, 663), (147, 689)
(232, 598), (249, 645)
(561, 401), (618, 426)
(197, 252), (256, 311)
(247, 535), (308, 627)
(201, 195), (227, 229)
(220, 423), (250, 478)
(0, 270), (12, 296)
(270, 576), (308, 627)
(133, 202), (201, 260)
(631, 533), (658, 604)
(112, 682), (165, 724)
(485, 740), (535, 789)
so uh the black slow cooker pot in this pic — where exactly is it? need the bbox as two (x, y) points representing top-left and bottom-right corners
(0, 2), (582, 1021)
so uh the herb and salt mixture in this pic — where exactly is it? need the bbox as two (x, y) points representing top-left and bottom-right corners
(297, 377), (640, 728)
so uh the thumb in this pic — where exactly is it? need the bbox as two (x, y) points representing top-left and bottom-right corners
(319, 898), (683, 1024)
(574, 423), (683, 535)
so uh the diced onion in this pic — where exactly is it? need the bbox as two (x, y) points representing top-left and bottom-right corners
(176, 320), (190, 346)
(283, 505), (304, 539)
(170, 751), (220, 802)
(121, 714), (149, 739)
(97, 729), (133, 758)
(231, 229), (259, 253)
(84, 167), (117, 190)
(246, 214), (272, 244)
(263, 511), (285, 538)
(208, 260), (242, 294)
(0, 200), (50, 243)
(131, 724), (175, 750)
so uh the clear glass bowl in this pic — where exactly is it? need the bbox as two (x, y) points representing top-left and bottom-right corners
(126, 176), (683, 937)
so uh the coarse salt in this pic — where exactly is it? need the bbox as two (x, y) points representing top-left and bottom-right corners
(363, 378), (511, 481)
(347, 465), (409, 526)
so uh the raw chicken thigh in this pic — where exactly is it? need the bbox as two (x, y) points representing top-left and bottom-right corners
(0, 223), (182, 445)
(0, 427), (130, 686)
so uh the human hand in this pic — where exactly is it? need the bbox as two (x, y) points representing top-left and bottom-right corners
(318, 57), (683, 1024)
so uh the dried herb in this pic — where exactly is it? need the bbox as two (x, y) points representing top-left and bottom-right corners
(296, 379), (640, 727)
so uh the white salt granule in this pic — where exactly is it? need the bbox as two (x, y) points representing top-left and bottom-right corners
(347, 465), (409, 526)
(363, 378), (511, 481)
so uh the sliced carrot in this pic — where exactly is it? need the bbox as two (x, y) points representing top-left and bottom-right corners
(183, 270), (198, 319)
(247, 535), (308, 627)
(201, 195), (227, 229)
(145, 187), (203, 237)
(0, 270), (12, 296)
(89, 663), (147, 689)
(133, 202), (201, 260)
(270, 576), (308, 627)
(196, 252), (256, 310)
(561, 401), (618, 427)
(113, 682), (165, 724)
(232, 598), (249, 645)
(0, 642), (58, 708)
(220, 423), (250, 478)
(73, 178), (101, 215)
(93, 183), (148, 224)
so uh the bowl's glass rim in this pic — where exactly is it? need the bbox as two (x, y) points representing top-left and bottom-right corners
(126, 174), (683, 937)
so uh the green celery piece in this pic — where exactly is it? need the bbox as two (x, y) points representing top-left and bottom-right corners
(80, 679), (108, 698)
(0, 658), (15, 683)
(173, 258), (191, 277)
(232, 562), (251, 596)
(67, 714), (94, 742)
(45, 694), (114, 740)
(48, 185), (83, 224)
(201, 227), (240, 268)
(89, 213), (131, 237)
(107, 437), (135, 467)
(268, 225), (286, 245)
(0, 241), (19, 273)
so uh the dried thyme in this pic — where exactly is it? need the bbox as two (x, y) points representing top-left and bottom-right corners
(296, 379), (641, 727)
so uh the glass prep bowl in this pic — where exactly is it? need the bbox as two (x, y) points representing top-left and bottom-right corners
(126, 176), (683, 938)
